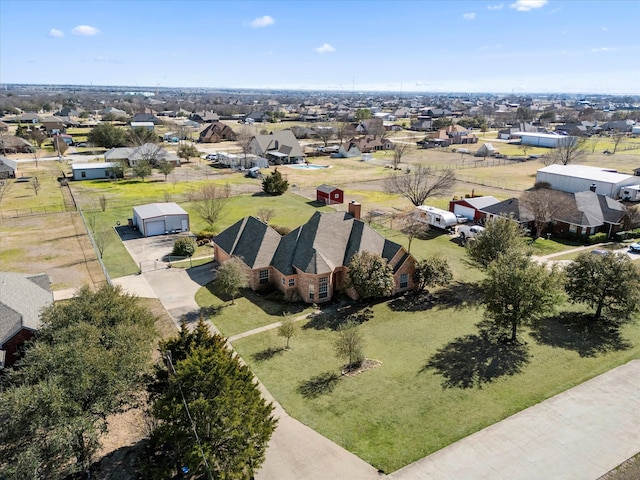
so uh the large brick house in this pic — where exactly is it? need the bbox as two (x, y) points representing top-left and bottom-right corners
(213, 206), (416, 303)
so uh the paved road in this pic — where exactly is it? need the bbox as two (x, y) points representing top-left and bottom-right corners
(390, 360), (640, 480)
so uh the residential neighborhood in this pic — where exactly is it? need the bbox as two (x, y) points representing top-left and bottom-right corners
(2, 0), (640, 476)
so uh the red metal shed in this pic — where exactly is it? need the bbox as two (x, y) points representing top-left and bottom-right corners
(316, 184), (344, 205)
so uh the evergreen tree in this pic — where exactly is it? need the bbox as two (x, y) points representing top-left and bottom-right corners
(262, 168), (289, 195)
(148, 319), (277, 479)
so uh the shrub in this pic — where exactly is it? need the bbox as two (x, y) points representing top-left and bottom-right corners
(172, 237), (196, 257)
(271, 224), (292, 236)
(196, 230), (216, 240)
(587, 232), (609, 245)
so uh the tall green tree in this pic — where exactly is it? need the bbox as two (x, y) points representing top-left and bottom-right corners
(214, 257), (249, 304)
(133, 159), (153, 182)
(148, 319), (277, 479)
(0, 285), (157, 479)
(87, 123), (126, 148)
(177, 143), (200, 163)
(413, 256), (453, 292)
(565, 252), (640, 322)
(262, 168), (289, 195)
(466, 216), (530, 269)
(157, 159), (175, 181)
(347, 251), (395, 300)
(482, 251), (563, 342)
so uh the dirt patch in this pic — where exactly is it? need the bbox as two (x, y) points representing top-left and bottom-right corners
(342, 358), (382, 377)
(0, 211), (103, 289)
(599, 453), (640, 480)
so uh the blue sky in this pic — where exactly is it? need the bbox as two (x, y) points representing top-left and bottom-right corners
(1, 0), (638, 94)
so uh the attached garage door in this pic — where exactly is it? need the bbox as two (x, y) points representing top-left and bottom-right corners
(454, 205), (476, 221)
(145, 220), (166, 237)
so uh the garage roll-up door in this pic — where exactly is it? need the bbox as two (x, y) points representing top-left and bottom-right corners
(145, 220), (166, 237)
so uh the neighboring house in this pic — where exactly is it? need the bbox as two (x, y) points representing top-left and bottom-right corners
(475, 143), (499, 157)
(355, 118), (384, 135)
(480, 198), (535, 230)
(0, 156), (17, 178)
(189, 111), (220, 124)
(338, 135), (393, 157)
(199, 121), (237, 143)
(213, 207), (416, 304)
(449, 196), (500, 222)
(104, 143), (181, 167)
(0, 271), (53, 369)
(101, 107), (128, 118)
(132, 202), (190, 237)
(245, 111), (269, 123)
(316, 184), (344, 205)
(428, 125), (478, 146)
(0, 135), (34, 153)
(552, 191), (627, 238)
(554, 121), (596, 137)
(410, 118), (433, 132)
(249, 130), (305, 164)
(599, 120), (635, 133)
(536, 164), (639, 199)
(130, 113), (162, 125)
(71, 162), (120, 181)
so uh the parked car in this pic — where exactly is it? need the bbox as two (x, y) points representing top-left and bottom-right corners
(457, 224), (485, 242)
(76, 142), (87, 147)
(455, 214), (468, 224)
(629, 243), (640, 253)
(591, 249), (611, 256)
(206, 153), (218, 160)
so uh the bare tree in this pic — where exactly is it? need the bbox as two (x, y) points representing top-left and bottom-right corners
(622, 204), (640, 231)
(29, 129), (47, 148)
(31, 146), (41, 168)
(335, 121), (355, 145)
(391, 142), (412, 170)
(236, 125), (255, 168)
(520, 188), (570, 238)
(314, 125), (335, 147)
(53, 136), (69, 160)
(193, 184), (230, 229)
(520, 141), (529, 157)
(30, 176), (41, 196)
(256, 207), (275, 224)
(399, 213), (429, 253)
(544, 137), (587, 165)
(611, 132), (626, 154)
(277, 313), (296, 350)
(99, 194), (107, 212)
(93, 228), (109, 258)
(384, 165), (455, 207)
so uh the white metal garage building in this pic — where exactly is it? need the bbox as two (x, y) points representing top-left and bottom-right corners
(536, 165), (639, 199)
(132, 203), (190, 237)
(513, 132), (575, 148)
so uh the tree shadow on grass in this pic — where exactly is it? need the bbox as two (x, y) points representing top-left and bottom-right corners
(422, 327), (531, 389)
(530, 312), (631, 358)
(298, 371), (341, 399)
(252, 346), (285, 362)
(203, 283), (307, 316)
(389, 282), (483, 312)
(303, 305), (373, 331)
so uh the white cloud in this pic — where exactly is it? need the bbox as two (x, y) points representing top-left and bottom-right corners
(72, 25), (100, 36)
(509, 0), (548, 12)
(602, 26), (608, 31)
(48, 28), (64, 38)
(591, 47), (616, 53)
(463, 12), (476, 20)
(314, 43), (335, 54)
(487, 4), (504, 10)
(249, 15), (275, 28)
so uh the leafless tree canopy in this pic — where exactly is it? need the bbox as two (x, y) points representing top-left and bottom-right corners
(520, 188), (570, 238)
(611, 132), (626, 154)
(194, 184), (230, 229)
(543, 137), (587, 165)
(256, 207), (275, 224)
(313, 125), (335, 147)
(392, 142), (412, 169)
(384, 165), (455, 207)
(398, 212), (429, 252)
(335, 122), (355, 145)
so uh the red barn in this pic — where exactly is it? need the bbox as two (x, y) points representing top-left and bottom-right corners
(316, 184), (344, 205)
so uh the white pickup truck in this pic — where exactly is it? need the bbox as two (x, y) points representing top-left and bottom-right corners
(457, 224), (485, 242)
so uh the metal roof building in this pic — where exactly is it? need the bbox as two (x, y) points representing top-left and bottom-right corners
(132, 202), (189, 237)
(536, 164), (638, 198)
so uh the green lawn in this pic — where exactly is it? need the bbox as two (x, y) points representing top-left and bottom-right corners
(228, 295), (640, 474)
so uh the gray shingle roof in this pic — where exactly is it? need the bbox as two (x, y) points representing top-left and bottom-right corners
(216, 212), (406, 277)
(0, 272), (53, 345)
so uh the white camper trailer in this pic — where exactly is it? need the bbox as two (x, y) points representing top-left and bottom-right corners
(620, 185), (640, 202)
(414, 206), (458, 230)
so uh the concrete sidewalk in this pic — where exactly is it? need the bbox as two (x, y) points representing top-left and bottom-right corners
(389, 360), (640, 480)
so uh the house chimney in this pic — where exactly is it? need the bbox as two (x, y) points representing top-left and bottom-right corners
(590, 183), (597, 192)
(348, 201), (361, 219)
